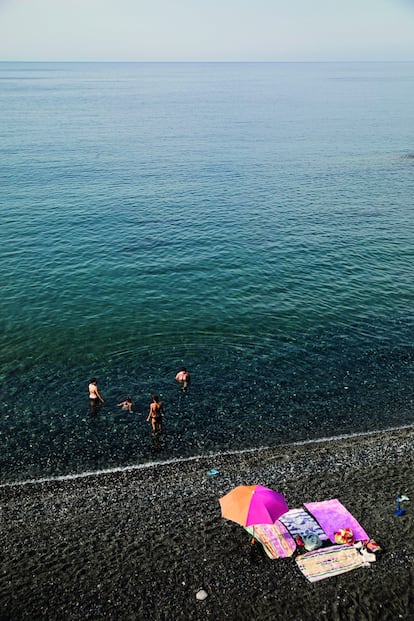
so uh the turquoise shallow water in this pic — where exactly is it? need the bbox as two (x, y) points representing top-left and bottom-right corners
(0, 62), (413, 483)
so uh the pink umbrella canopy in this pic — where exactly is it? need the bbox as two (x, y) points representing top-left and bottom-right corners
(219, 484), (289, 527)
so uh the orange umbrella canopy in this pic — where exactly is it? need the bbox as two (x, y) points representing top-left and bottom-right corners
(219, 484), (289, 527)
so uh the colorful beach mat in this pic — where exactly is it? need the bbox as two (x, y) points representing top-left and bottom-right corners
(279, 508), (328, 541)
(245, 521), (296, 559)
(304, 499), (369, 543)
(295, 544), (366, 582)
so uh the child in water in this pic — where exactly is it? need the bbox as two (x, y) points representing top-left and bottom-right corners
(117, 396), (133, 413)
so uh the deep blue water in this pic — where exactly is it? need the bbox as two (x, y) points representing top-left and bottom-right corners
(0, 62), (413, 483)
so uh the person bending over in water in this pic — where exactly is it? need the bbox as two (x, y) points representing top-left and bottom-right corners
(117, 396), (133, 413)
(175, 367), (191, 392)
(146, 394), (164, 434)
(89, 378), (104, 414)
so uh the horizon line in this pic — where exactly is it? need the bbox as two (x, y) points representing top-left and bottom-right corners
(1, 59), (414, 64)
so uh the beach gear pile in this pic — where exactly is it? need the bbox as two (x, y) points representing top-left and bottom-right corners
(219, 486), (382, 582)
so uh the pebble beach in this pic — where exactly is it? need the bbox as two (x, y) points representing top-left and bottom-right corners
(1, 425), (413, 620)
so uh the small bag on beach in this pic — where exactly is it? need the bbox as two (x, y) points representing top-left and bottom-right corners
(303, 533), (322, 552)
(334, 528), (354, 545)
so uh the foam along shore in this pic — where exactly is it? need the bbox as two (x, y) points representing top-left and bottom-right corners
(1, 426), (413, 621)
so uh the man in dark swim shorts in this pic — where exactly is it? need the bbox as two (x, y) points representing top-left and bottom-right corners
(88, 377), (104, 414)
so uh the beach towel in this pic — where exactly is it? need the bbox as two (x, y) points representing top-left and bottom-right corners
(245, 521), (296, 559)
(304, 499), (369, 543)
(279, 508), (328, 541)
(295, 544), (366, 582)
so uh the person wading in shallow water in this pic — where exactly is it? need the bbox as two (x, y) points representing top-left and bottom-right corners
(88, 378), (104, 415)
(175, 367), (191, 392)
(146, 394), (164, 434)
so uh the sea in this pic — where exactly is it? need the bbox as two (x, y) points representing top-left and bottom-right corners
(1, 61), (413, 484)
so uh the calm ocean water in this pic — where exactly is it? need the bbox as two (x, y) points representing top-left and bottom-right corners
(0, 62), (413, 483)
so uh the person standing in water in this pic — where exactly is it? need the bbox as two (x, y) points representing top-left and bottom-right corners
(146, 394), (164, 434)
(175, 367), (191, 392)
(89, 378), (104, 414)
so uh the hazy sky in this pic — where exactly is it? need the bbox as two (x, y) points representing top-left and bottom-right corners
(1, 0), (414, 62)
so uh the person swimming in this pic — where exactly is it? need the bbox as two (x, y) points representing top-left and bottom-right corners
(117, 396), (133, 413)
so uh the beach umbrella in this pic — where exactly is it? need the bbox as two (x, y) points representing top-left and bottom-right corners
(219, 484), (289, 527)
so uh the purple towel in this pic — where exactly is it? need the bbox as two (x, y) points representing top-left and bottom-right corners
(304, 498), (369, 543)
